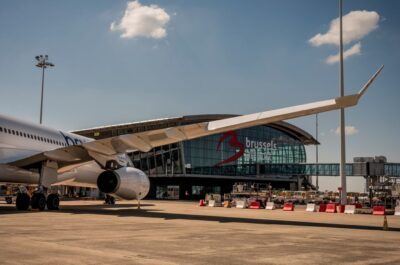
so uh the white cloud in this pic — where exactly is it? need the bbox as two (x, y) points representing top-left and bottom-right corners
(309, 10), (379, 46)
(325, 42), (361, 64)
(334, 126), (359, 136)
(111, 1), (170, 40)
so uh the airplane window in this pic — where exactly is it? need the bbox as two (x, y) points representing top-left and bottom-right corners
(8, 129), (11, 134)
(0, 127), (2, 132)
(23, 133), (26, 137)
(40, 137), (43, 141)
(12, 130), (15, 135)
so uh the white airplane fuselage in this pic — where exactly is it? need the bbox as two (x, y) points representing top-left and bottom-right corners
(0, 113), (104, 188)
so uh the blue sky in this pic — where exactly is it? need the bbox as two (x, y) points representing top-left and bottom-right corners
(0, 0), (399, 179)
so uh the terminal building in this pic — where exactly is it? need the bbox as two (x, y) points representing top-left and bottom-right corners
(73, 115), (318, 200)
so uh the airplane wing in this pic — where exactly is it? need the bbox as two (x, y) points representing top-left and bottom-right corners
(9, 65), (384, 171)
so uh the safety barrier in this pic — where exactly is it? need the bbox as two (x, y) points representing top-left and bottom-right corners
(395, 206), (400, 216)
(336, 205), (345, 213)
(223, 201), (231, 208)
(344, 205), (356, 214)
(318, 204), (327, 212)
(199, 200), (206, 207)
(236, 200), (248, 209)
(283, 202), (294, 211)
(265, 202), (276, 210)
(354, 203), (363, 209)
(326, 203), (337, 213)
(249, 201), (262, 209)
(373, 206), (385, 215)
(306, 203), (317, 212)
(208, 200), (216, 207)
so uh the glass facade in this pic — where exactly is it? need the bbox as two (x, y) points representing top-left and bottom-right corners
(130, 125), (306, 177)
(184, 126), (306, 176)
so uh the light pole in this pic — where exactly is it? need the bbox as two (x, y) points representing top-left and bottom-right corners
(339, 0), (347, 205)
(315, 113), (319, 191)
(35, 55), (54, 124)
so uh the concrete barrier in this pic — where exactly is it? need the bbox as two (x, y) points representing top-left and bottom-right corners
(306, 203), (317, 212)
(208, 200), (216, 207)
(395, 206), (400, 216)
(265, 202), (276, 210)
(344, 205), (356, 214)
(236, 200), (248, 209)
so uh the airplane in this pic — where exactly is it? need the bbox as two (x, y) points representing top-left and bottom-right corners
(0, 65), (383, 211)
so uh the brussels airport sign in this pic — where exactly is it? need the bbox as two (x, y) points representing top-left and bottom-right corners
(245, 137), (277, 150)
(215, 131), (277, 166)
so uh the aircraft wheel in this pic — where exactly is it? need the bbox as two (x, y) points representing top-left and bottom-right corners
(31, 193), (46, 211)
(5, 197), (13, 204)
(47, 194), (60, 210)
(16, 193), (30, 210)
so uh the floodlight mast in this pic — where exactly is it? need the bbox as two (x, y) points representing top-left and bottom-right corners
(35, 54), (54, 124)
(339, 0), (347, 205)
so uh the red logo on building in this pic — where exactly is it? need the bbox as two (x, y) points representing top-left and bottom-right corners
(215, 131), (245, 166)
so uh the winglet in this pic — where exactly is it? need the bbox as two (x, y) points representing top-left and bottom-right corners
(358, 65), (384, 99)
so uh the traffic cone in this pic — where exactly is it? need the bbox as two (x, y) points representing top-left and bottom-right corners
(383, 215), (388, 231)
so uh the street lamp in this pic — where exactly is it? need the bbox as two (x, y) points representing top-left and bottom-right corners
(35, 55), (54, 124)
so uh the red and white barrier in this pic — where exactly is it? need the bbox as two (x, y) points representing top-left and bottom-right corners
(306, 203), (317, 212)
(236, 200), (248, 209)
(283, 202), (294, 211)
(336, 205), (345, 213)
(395, 206), (400, 216)
(344, 205), (356, 214)
(326, 203), (337, 213)
(318, 204), (327, 212)
(373, 206), (385, 215)
(199, 200), (206, 207)
(249, 201), (262, 209)
(265, 202), (276, 210)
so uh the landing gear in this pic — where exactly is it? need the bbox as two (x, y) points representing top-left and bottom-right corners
(47, 193), (60, 210)
(5, 196), (13, 204)
(31, 193), (46, 211)
(104, 195), (115, 205)
(16, 193), (30, 211)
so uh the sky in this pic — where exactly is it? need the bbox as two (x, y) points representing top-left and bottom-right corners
(0, 0), (399, 191)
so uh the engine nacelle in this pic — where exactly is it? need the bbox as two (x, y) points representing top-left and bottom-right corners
(97, 167), (150, 200)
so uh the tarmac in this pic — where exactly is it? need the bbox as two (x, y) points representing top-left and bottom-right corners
(0, 200), (399, 265)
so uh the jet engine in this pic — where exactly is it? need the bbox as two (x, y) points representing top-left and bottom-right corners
(97, 167), (150, 200)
